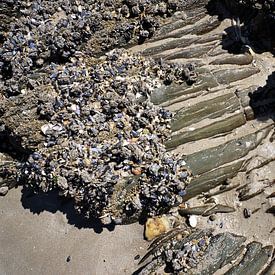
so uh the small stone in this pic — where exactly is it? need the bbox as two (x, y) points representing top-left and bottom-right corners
(134, 254), (140, 260)
(36, 58), (44, 66)
(0, 186), (9, 196)
(198, 239), (206, 247)
(66, 256), (71, 262)
(176, 233), (183, 241)
(243, 208), (252, 218)
(209, 214), (216, 221)
(41, 123), (53, 135)
(189, 215), (197, 228)
(57, 176), (68, 190)
(100, 215), (112, 225)
(131, 167), (142, 175)
(145, 216), (171, 241)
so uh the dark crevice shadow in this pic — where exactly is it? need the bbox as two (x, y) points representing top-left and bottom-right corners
(20, 186), (115, 234)
(219, 26), (245, 54)
(206, 0), (245, 54)
(206, 0), (275, 122)
(206, 0), (258, 21)
(0, 127), (32, 162)
(206, 0), (275, 55)
(249, 72), (275, 121)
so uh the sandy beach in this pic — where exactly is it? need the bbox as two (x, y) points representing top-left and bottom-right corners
(0, 187), (147, 275)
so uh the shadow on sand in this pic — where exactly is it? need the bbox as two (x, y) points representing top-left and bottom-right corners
(20, 186), (115, 233)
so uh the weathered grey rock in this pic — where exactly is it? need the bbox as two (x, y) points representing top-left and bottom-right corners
(192, 233), (247, 275)
(225, 242), (274, 275)
(185, 127), (271, 176)
(261, 259), (275, 275)
(179, 204), (235, 216)
(184, 160), (244, 201)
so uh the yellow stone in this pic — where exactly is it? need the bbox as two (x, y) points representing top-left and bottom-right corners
(145, 216), (171, 241)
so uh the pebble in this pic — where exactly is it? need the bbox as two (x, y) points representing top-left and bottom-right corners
(209, 214), (216, 221)
(176, 234), (183, 241)
(243, 208), (252, 218)
(131, 167), (142, 175)
(0, 186), (9, 196)
(0, 1), (196, 223)
(189, 215), (197, 228)
(145, 216), (171, 241)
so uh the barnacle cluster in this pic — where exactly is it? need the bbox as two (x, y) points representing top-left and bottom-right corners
(155, 232), (210, 272)
(0, 0), (192, 96)
(0, 0), (198, 223)
(14, 49), (194, 224)
(138, 228), (212, 274)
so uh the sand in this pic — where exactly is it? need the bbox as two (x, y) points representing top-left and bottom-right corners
(0, 187), (147, 275)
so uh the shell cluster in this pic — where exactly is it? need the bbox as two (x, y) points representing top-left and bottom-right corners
(0, 0), (192, 96)
(0, 0), (197, 223)
(160, 233), (210, 272)
(15, 49), (194, 224)
(138, 228), (212, 274)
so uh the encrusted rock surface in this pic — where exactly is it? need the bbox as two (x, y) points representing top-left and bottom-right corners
(0, 1), (199, 224)
(0, 0), (274, 274)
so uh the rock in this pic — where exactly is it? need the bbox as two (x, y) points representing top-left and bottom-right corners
(188, 215), (197, 228)
(0, 186), (9, 196)
(137, 230), (246, 274)
(243, 208), (252, 218)
(145, 216), (171, 241)
(225, 242), (274, 275)
(209, 214), (216, 221)
(193, 233), (247, 274)
(261, 258), (275, 275)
